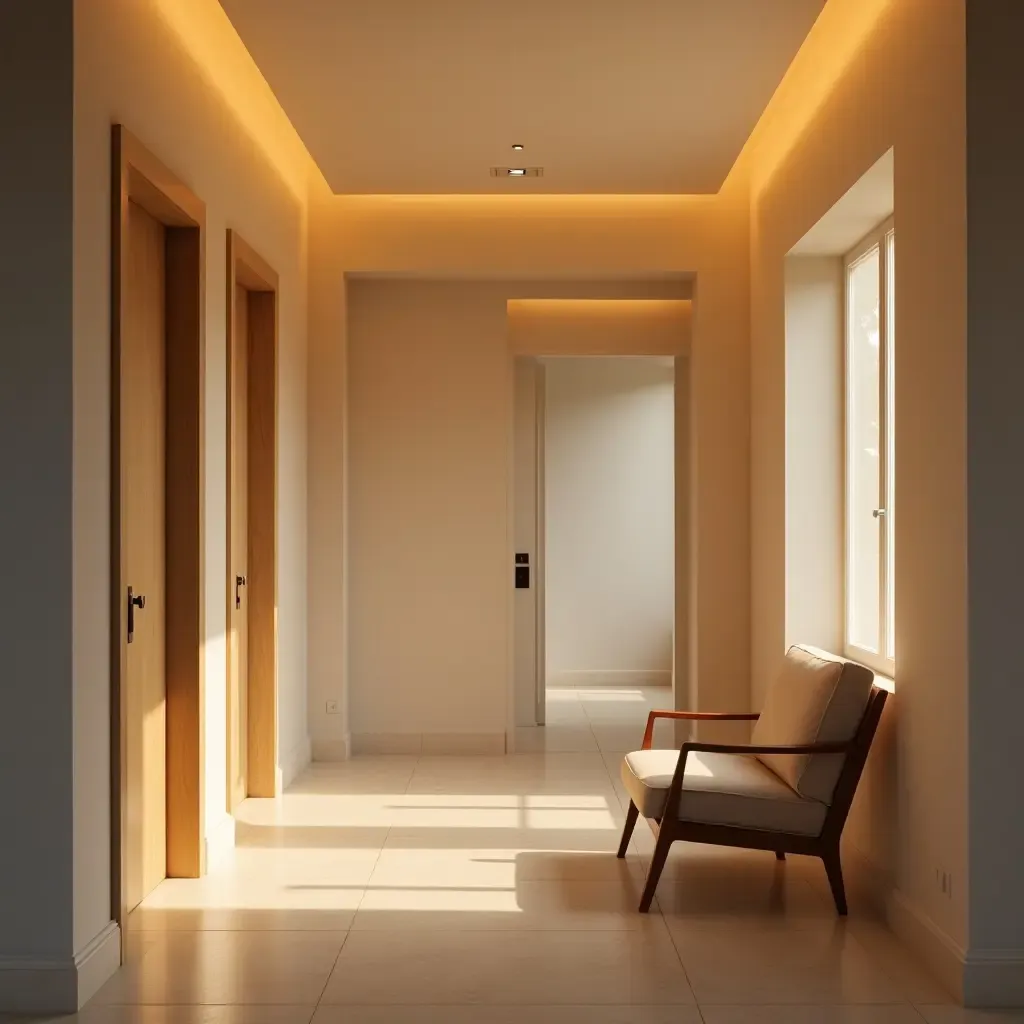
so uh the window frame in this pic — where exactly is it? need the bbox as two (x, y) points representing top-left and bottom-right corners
(843, 216), (895, 676)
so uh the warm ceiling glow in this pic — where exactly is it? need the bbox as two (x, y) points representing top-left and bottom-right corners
(512, 144), (525, 151)
(727, 0), (896, 196)
(151, 0), (322, 201)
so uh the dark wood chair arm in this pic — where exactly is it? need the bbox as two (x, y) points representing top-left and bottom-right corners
(661, 738), (852, 818)
(682, 740), (850, 757)
(641, 709), (760, 749)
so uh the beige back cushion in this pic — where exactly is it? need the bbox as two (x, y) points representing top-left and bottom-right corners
(751, 645), (874, 804)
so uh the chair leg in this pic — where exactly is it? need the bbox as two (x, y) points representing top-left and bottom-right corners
(617, 801), (639, 858)
(822, 847), (848, 915)
(775, 851), (786, 861)
(639, 823), (674, 913)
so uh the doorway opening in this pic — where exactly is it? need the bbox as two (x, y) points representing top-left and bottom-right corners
(513, 355), (680, 754)
(226, 231), (280, 807)
(110, 126), (205, 935)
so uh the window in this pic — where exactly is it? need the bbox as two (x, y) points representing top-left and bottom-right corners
(845, 219), (894, 674)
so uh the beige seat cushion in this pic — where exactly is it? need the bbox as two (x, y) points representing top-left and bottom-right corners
(621, 749), (827, 836)
(751, 645), (874, 804)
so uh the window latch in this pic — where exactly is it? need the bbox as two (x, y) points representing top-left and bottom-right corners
(872, 508), (887, 518)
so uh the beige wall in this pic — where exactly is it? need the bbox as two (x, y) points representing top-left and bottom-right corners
(309, 195), (752, 749)
(544, 358), (675, 684)
(747, 0), (968, 980)
(509, 299), (691, 357)
(72, 0), (316, 967)
(339, 280), (696, 752)
(346, 281), (512, 749)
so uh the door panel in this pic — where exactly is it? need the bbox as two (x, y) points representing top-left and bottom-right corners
(124, 200), (167, 911)
(228, 285), (249, 811)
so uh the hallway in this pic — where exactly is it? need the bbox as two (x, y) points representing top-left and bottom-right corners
(21, 684), (998, 1023)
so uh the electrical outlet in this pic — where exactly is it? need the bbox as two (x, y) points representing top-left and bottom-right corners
(326, 700), (340, 715)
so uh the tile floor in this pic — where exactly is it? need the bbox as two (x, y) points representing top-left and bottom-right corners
(11, 684), (1023, 1023)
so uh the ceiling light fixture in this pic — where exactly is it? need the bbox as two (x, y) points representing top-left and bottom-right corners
(490, 166), (543, 178)
(512, 143), (524, 151)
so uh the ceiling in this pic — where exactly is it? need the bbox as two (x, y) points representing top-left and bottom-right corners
(219, 0), (826, 196)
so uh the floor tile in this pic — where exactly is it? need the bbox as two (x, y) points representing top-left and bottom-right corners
(917, 1010), (1024, 1022)
(590, 722), (676, 753)
(846, 918), (957, 1004)
(320, 928), (695, 1005)
(312, 1007), (701, 1023)
(92, 930), (347, 1005)
(368, 845), (644, 885)
(353, 876), (654, 930)
(654, 870), (832, 920)
(515, 726), (600, 753)
(665, 919), (906, 1004)
(130, 847), (374, 931)
(69, 682), (954, 1022)
(700, 1009), (926, 1023)
(20, 1008), (317, 1024)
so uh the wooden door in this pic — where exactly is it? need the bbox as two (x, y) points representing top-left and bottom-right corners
(228, 285), (250, 810)
(123, 200), (167, 911)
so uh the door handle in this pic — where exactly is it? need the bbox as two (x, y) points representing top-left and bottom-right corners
(235, 574), (247, 610)
(127, 586), (146, 644)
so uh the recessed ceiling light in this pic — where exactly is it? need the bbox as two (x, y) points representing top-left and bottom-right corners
(490, 166), (543, 178)
(512, 144), (524, 151)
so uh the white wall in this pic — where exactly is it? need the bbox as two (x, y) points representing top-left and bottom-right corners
(0, 1), (76, 983)
(746, 0), (970, 996)
(964, 0), (1024, 981)
(310, 195), (752, 749)
(544, 358), (675, 685)
(0, 0), (320, 1008)
(341, 280), (690, 753)
(784, 256), (844, 656)
(346, 281), (511, 752)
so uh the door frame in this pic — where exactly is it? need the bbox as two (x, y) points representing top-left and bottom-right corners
(534, 361), (547, 726)
(110, 125), (206, 935)
(226, 230), (279, 802)
(506, 300), (693, 750)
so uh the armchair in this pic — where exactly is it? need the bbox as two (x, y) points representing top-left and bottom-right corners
(616, 645), (888, 914)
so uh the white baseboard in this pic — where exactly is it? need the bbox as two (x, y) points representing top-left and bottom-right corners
(963, 949), (1024, 1007)
(837, 842), (1024, 1007)
(312, 734), (352, 762)
(281, 735), (312, 789)
(549, 669), (672, 688)
(886, 888), (966, 1004)
(0, 920), (120, 1014)
(75, 921), (121, 1008)
(349, 732), (506, 756)
(204, 812), (236, 872)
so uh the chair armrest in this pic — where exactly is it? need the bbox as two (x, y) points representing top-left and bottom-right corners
(641, 710), (760, 750)
(660, 738), (852, 818)
(682, 740), (850, 756)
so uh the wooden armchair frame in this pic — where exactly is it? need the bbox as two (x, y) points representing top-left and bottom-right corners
(617, 685), (889, 913)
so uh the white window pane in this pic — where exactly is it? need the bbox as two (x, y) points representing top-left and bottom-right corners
(847, 246), (881, 654)
(885, 231), (896, 661)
